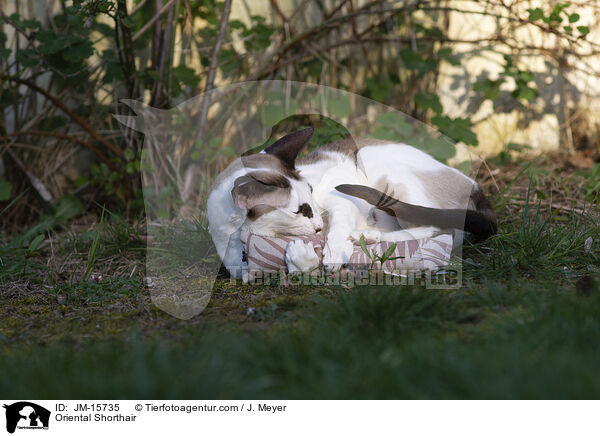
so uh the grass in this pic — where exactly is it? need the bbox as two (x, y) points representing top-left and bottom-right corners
(0, 158), (599, 398)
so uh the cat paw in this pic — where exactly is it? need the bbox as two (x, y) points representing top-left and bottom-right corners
(322, 239), (354, 272)
(350, 230), (381, 243)
(285, 240), (320, 274)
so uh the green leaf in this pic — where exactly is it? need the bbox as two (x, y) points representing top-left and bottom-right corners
(124, 148), (134, 161)
(28, 234), (45, 252)
(229, 19), (246, 30)
(527, 8), (544, 21)
(457, 161), (471, 175)
(359, 234), (370, 259)
(517, 70), (535, 82)
(74, 176), (88, 188)
(421, 137), (456, 162)
(62, 40), (94, 63)
(103, 59), (124, 83)
(21, 18), (41, 29)
(209, 137), (222, 148)
(577, 26), (590, 35)
(554, 3), (571, 13)
(399, 49), (423, 70)
(381, 243), (397, 263)
(512, 86), (538, 101)
(437, 47), (460, 66)
(0, 177), (12, 201)
(365, 76), (391, 102)
(569, 13), (580, 23)
(243, 22), (275, 50)
(373, 112), (414, 142)
(219, 147), (236, 158)
(16, 49), (38, 67)
(414, 91), (443, 114)
(93, 22), (114, 36)
(0, 47), (10, 59)
(121, 16), (135, 28)
(146, 69), (160, 80)
(36, 31), (68, 54)
(432, 115), (478, 146)
(473, 78), (502, 101)
(172, 65), (197, 84)
(218, 48), (242, 77)
(171, 65), (199, 94)
(375, 112), (406, 128)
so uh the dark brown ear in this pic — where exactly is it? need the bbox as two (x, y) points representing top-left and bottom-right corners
(232, 171), (291, 210)
(264, 127), (314, 168)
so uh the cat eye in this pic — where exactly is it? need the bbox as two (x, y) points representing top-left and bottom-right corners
(308, 184), (313, 193)
(296, 203), (313, 218)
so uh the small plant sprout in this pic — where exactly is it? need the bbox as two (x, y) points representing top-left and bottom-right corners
(358, 234), (403, 270)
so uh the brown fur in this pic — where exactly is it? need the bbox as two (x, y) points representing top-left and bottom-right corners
(247, 204), (277, 221)
(335, 184), (498, 240)
(297, 137), (390, 166)
(231, 171), (291, 210)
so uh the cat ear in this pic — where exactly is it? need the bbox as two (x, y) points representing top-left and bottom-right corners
(231, 172), (290, 210)
(264, 127), (314, 168)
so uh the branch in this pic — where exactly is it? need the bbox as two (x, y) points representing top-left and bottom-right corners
(4, 147), (53, 202)
(0, 130), (118, 171)
(132, 0), (177, 42)
(0, 74), (125, 160)
(270, 0), (289, 23)
(252, 1), (600, 79)
(198, 0), (233, 138)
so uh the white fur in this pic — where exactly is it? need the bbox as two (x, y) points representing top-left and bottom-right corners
(285, 240), (320, 274)
(208, 141), (476, 277)
(293, 144), (475, 271)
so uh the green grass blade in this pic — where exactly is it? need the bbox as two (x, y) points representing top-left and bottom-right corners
(82, 207), (105, 282)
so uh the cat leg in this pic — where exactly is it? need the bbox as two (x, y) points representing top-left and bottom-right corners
(377, 226), (439, 242)
(285, 240), (320, 273)
(321, 201), (357, 272)
(222, 231), (246, 280)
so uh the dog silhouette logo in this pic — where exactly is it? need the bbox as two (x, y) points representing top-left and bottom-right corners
(3, 402), (50, 433)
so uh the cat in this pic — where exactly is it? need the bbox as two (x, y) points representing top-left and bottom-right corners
(207, 127), (497, 279)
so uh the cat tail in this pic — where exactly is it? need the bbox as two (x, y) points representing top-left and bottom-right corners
(335, 184), (498, 240)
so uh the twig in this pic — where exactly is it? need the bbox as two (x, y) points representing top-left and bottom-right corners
(0, 74), (125, 160)
(4, 147), (52, 202)
(132, 0), (177, 42)
(198, 0), (233, 139)
(116, 0), (138, 98)
(150, 0), (176, 107)
(0, 130), (118, 171)
(130, 0), (148, 15)
(270, 0), (288, 23)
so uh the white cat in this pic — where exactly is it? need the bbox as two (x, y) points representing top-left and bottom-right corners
(207, 127), (496, 279)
